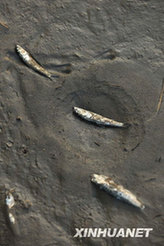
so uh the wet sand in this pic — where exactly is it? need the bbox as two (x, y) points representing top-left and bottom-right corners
(0, 0), (164, 245)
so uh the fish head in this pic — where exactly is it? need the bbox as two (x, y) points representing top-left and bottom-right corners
(6, 192), (15, 209)
(15, 44), (28, 59)
(73, 107), (81, 113)
(16, 44), (23, 52)
(91, 174), (110, 184)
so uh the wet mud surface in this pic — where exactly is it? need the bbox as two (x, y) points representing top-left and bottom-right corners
(0, 0), (164, 245)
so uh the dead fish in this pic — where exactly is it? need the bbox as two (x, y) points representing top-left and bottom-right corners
(5, 192), (19, 235)
(91, 174), (145, 209)
(7, 212), (19, 235)
(16, 44), (52, 79)
(73, 107), (129, 127)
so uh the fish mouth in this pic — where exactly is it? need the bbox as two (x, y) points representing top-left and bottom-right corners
(90, 173), (99, 182)
(15, 44), (20, 50)
(15, 44), (22, 54)
(73, 106), (81, 112)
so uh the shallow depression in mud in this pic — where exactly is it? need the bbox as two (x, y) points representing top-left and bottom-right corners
(53, 69), (145, 169)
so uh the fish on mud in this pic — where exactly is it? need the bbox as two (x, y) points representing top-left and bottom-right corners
(16, 44), (53, 79)
(5, 192), (19, 235)
(91, 174), (145, 209)
(73, 107), (129, 128)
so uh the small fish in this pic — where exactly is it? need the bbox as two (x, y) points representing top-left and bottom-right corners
(8, 212), (19, 235)
(5, 192), (19, 235)
(91, 174), (145, 209)
(16, 44), (52, 79)
(73, 107), (129, 127)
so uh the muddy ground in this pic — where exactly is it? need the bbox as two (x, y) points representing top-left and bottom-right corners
(0, 0), (164, 245)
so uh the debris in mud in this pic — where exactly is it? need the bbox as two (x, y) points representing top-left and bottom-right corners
(0, 21), (9, 29)
(6, 141), (13, 148)
(94, 48), (119, 60)
(6, 143), (12, 148)
(16, 116), (22, 122)
(156, 78), (164, 114)
(21, 145), (28, 154)
(94, 141), (100, 146)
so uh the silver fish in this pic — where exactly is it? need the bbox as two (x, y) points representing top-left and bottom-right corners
(91, 174), (145, 209)
(5, 192), (18, 235)
(8, 211), (19, 235)
(73, 107), (129, 127)
(16, 44), (52, 79)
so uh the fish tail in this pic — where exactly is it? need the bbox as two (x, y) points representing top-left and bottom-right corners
(50, 74), (60, 79)
(123, 122), (131, 128)
(140, 204), (145, 210)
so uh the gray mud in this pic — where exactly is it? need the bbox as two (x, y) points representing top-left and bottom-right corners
(0, 0), (164, 246)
